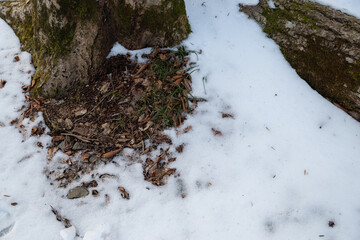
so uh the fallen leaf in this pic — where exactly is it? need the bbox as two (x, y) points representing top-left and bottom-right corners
(140, 147), (150, 155)
(22, 85), (31, 92)
(103, 148), (123, 158)
(212, 128), (222, 136)
(11, 202), (18, 206)
(118, 187), (130, 200)
(221, 113), (234, 119)
(0, 80), (6, 89)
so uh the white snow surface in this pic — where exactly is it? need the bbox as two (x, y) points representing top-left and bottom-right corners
(311, 0), (360, 18)
(1, 0), (360, 239)
(107, 43), (152, 63)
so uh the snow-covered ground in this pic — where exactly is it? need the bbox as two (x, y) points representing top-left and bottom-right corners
(1, 0), (360, 239)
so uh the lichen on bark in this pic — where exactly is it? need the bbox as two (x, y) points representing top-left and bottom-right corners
(240, 0), (360, 121)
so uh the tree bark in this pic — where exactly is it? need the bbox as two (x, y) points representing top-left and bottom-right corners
(240, 0), (360, 121)
(0, 0), (191, 97)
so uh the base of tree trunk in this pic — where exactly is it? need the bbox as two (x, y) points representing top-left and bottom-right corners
(240, 0), (360, 121)
(0, 0), (191, 97)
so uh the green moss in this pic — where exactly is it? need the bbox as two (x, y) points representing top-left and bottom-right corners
(262, 1), (318, 36)
(281, 36), (360, 111)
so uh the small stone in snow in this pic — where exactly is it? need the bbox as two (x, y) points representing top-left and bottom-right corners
(67, 186), (89, 199)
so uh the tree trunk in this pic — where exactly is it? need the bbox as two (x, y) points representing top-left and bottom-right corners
(0, 0), (191, 97)
(240, 0), (360, 121)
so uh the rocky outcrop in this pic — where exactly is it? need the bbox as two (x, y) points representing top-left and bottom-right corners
(240, 0), (360, 121)
(0, 0), (190, 97)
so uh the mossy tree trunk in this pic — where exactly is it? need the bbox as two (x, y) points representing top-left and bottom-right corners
(0, 0), (191, 97)
(240, 0), (360, 121)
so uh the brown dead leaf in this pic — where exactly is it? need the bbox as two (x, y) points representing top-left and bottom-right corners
(31, 126), (38, 135)
(22, 85), (31, 92)
(0, 80), (6, 89)
(177, 126), (192, 136)
(140, 147), (150, 155)
(103, 148), (123, 158)
(184, 79), (192, 91)
(221, 113), (234, 119)
(174, 78), (183, 85)
(170, 75), (183, 81)
(212, 128), (222, 136)
(14, 56), (20, 62)
(118, 187), (130, 200)
(11, 202), (18, 206)
(135, 63), (149, 76)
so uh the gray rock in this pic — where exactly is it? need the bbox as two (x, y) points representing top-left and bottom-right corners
(58, 141), (66, 151)
(64, 118), (73, 130)
(72, 142), (85, 151)
(67, 186), (89, 199)
(89, 155), (99, 163)
(74, 109), (87, 117)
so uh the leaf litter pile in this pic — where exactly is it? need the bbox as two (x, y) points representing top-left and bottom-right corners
(19, 47), (203, 198)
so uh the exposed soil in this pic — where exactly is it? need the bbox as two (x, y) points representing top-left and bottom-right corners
(20, 47), (201, 189)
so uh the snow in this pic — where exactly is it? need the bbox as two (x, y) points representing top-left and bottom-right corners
(1, 0), (360, 239)
(268, 0), (276, 9)
(311, 0), (360, 19)
(107, 42), (152, 63)
(60, 226), (76, 240)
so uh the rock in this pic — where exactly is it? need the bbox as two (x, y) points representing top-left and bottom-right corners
(64, 118), (73, 130)
(101, 123), (111, 135)
(74, 109), (87, 117)
(67, 186), (89, 199)
(240, 0), (360, 121)
(58, 141), (66, 152)
(100, 82), (110, 94)
(72, 142), (85, 151)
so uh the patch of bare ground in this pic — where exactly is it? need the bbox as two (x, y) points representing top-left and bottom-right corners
(19, 47), (202, 194)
